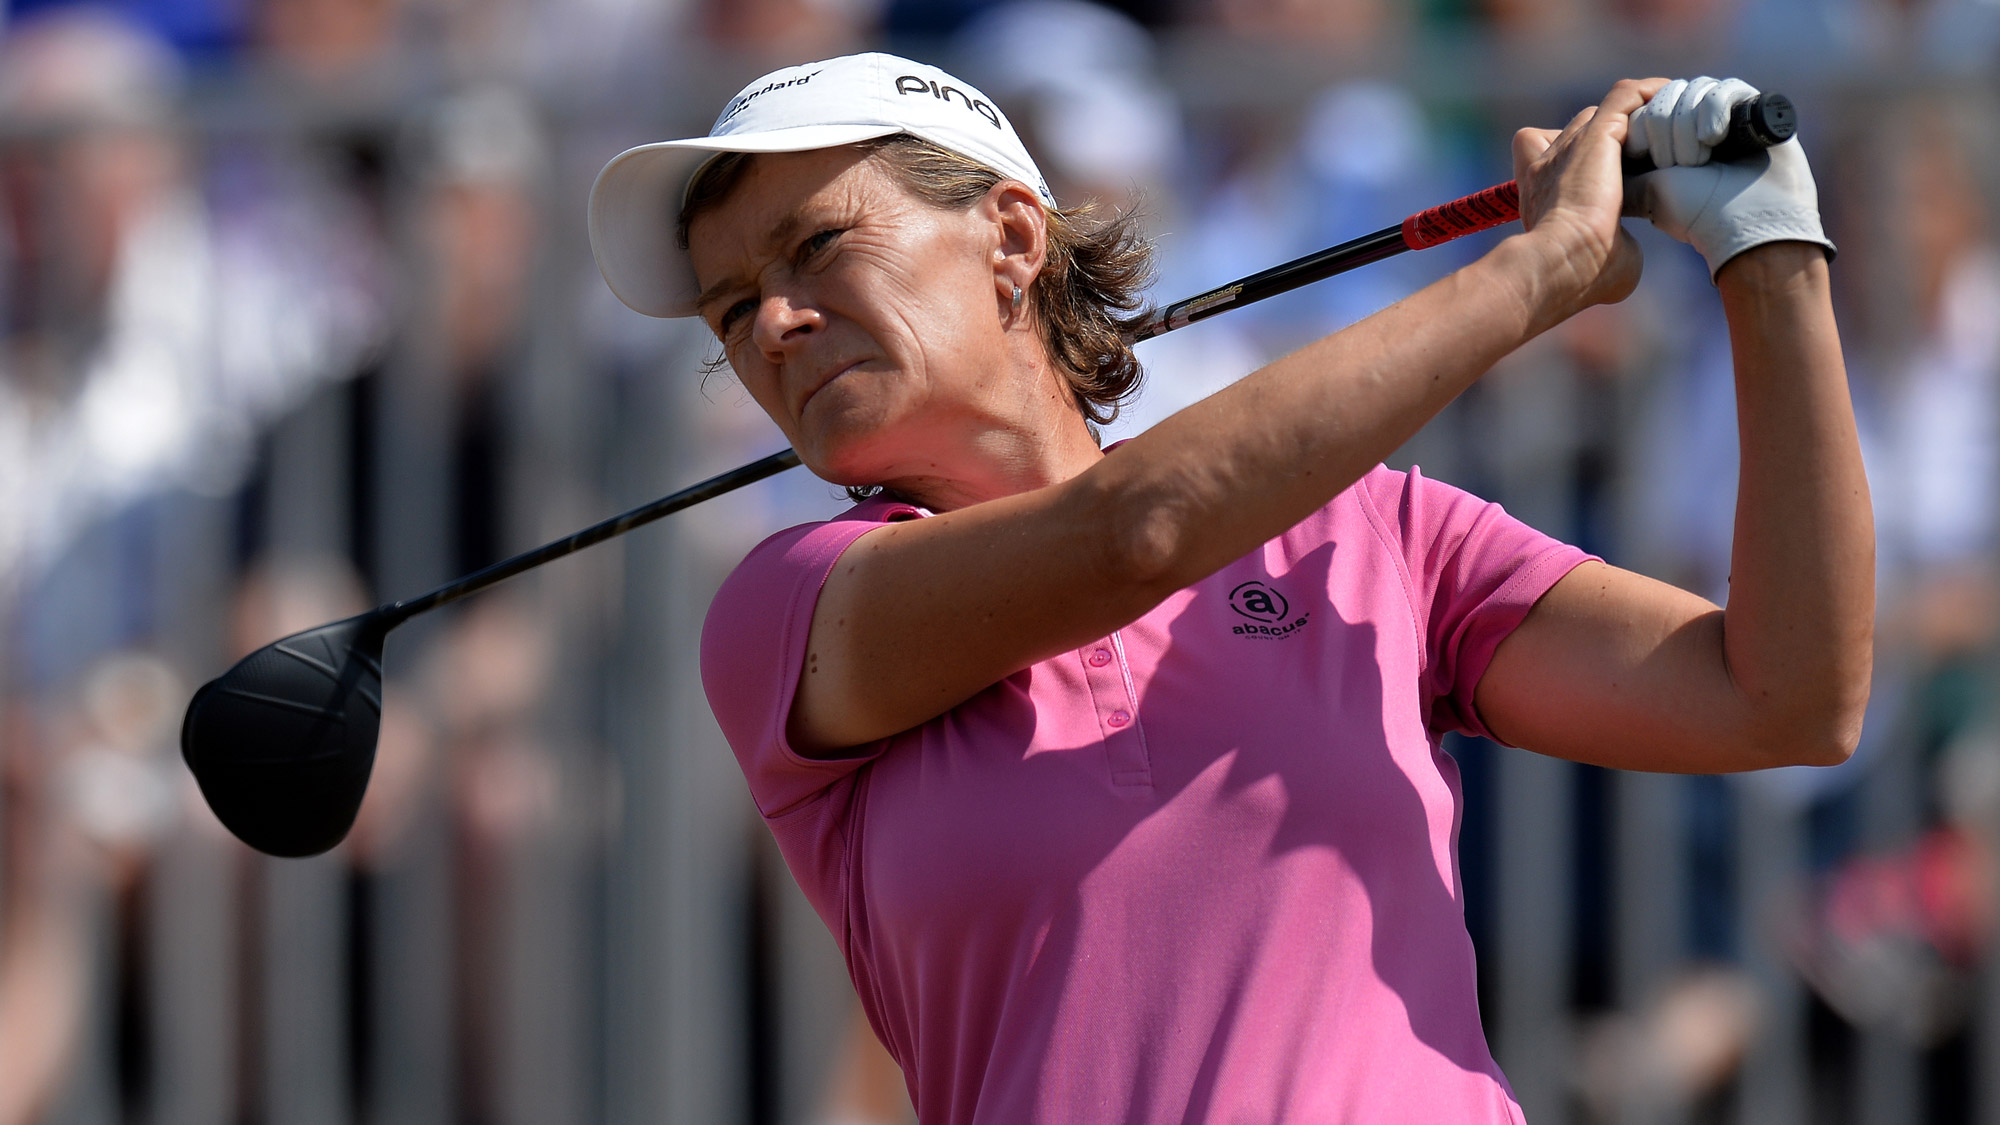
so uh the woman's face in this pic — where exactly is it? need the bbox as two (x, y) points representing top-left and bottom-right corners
(685, 146), (1035, 487)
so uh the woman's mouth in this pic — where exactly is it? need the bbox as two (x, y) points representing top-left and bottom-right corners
(800, 359), (864, 415)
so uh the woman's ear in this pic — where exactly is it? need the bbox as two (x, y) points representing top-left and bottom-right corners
(986, 180), (1048, 318)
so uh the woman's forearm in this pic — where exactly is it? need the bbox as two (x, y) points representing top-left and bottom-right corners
(1716, 244), (1873, 761)
(1091, 79), (1651, 598)
(1093, 232), (1576, 593)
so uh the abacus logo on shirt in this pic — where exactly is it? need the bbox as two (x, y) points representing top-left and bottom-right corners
(1229, 580), (1311, 639)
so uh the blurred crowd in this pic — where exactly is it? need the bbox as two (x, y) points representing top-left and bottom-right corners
(1, 0), (1997, 1122)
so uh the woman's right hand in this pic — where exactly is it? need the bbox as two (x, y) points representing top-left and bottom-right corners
(1511, 78), (1667, 323)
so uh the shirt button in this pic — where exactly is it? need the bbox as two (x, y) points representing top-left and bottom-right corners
(1088, 648), (1112, 667)
(1107, 709), (1131, 728)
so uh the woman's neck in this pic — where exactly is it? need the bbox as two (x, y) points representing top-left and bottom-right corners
(879, 372), (1107, 512)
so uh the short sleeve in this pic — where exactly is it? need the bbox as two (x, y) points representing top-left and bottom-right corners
(1360, 465), (1597, 744)
(700, 497), (916, 817)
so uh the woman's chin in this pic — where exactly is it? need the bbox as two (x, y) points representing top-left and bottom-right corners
(800, 429), (900, 491)
(798, 403), (920, 487)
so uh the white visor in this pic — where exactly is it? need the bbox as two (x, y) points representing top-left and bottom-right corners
(588, 52), (1055, 320)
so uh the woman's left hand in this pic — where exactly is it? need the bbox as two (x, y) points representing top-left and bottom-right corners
(1622, 77), (1837, 279)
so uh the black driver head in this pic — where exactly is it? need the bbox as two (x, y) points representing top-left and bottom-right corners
(181, 611), (390, 857)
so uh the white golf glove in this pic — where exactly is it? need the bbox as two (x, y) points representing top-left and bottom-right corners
(1622, 77), (1836, 280)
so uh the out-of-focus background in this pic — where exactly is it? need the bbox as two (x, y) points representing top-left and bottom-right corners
(0, 0), (1996, 1121)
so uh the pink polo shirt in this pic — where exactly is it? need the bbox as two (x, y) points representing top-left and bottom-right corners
(701, 464), (1593, 1124)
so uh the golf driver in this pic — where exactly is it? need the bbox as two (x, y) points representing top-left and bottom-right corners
(182, 93), (1795, 857)
(181, 449), (800, 856)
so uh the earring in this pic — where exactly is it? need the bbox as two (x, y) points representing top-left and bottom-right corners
(1011, 284), (1024, 317)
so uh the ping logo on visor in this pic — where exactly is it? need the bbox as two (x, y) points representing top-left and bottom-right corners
(894, 74), (1004, 130)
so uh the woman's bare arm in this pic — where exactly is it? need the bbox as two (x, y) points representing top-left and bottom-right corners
(1475, 244), (1872, 770)
(790, 80), (1663, 755)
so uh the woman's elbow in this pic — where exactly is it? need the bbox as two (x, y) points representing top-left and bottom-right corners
(1783, 722), (1862, 768)
(1747, 679), (1870, 768)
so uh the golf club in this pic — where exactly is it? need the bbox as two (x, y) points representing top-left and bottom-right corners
(1131, 92), (1794, 341)
(180, 449), (800, 857)
(182, 92), (1795, 857)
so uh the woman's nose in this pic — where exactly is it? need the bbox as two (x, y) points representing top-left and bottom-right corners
(752, 296), (821, 359)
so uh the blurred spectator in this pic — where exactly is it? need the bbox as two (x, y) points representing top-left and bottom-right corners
(1775, 105), (2000, 1052)
(0, 10), (192, 596)
(1618, 101), (2000, 1080)
(1172, 80), (1466, 355)
(0, 0), (404, 1080)
(1869, 116), (2000, 661)
(422, 89), (544, 388)
(0, 9), (384, 607)
(5, 0), (242, 58)
(1198, 0), (1404, 52)
(1617, 0), (1735, 46)
(694, 0), (881, 64)
(1575, 964), (1764, 1117)
(1482, 0), (1600, 47)
(951, 0), (1181, 211)
(414, 86), (548, 572)
(253, 0), (405, 82)
(884, 0), (1173, 36)
(423, 595), (566, 1122)
(1473, 287), (1661, 545)
(0, 696), (90, 1125)
(1109, 76), (1476, 442)
(1735, 0), (2000, 69)
(54, 651), (186, 864)
(1787, 819), (1993, 1045)
(0, 630), (200, 1123)
(429, 0), (676, 86)
(944, 0), (1260, 441)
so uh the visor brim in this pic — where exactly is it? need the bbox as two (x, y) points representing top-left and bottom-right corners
(587, 123), (906, 319)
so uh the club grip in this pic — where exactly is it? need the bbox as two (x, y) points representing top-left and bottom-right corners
(1621, 91), (1796, 175)
(1401, 181), (1521, 250)
(1400, 92), (1796, 252)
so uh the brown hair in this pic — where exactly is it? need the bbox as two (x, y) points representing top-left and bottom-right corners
(677, 134), (1155, 429)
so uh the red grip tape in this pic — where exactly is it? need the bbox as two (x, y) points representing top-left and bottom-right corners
(1401, 181), (1522, 250)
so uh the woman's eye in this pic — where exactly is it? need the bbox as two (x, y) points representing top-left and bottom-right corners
(718, 298), (757, 335)
(800, 228), (841, 260)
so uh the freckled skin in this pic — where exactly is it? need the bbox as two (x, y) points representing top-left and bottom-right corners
(685, 146), (1098, 510)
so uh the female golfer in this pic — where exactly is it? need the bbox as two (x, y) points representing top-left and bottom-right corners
(589, 55), (1870, 1123)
